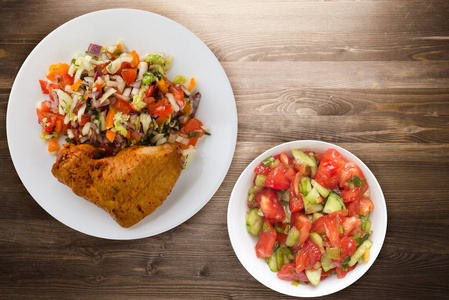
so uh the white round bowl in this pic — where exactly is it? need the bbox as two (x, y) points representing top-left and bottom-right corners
(227, 140), (387, 297)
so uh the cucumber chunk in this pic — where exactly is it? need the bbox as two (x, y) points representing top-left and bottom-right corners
(312, 212), (324, 222)
(248, 185), (262, 195)
(280, 189), (289, 203)
(255, 175), (267, 187)
(321, 254), (336, 272)
(303, 188), (324, 214)
(325, 247), (341, 260)
(246, 208), (263, 236)
(305, 268), (322, 286)
(266, 252), (278, 272)
(276, 247), (285, 270)
(285, 226), (300, 247)
(292, 149), (317, 167)
(349, 240), (373, 267)
(323, 192), (345, 214)
(311, 179), (330, 198)
(300, 177), (312, 196)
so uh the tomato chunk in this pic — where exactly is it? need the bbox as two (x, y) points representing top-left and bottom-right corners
(314, 149), (346, 189)
(277, 263), (309, 282)
(264, 163), (291, 190)
(339, 237), (357, 261)
(311, 213), (343, 249)
(254, 163), (272, 175)
(255, 188), (286, 223)
(295, 240), (322, 273)
(255, 220), (277, 258)
(336, 264), (357, 279)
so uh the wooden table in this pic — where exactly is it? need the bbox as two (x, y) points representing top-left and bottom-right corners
(1, 1), (448, 298)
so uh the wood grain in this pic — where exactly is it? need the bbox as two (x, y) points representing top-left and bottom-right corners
(1, 0), (449, 299)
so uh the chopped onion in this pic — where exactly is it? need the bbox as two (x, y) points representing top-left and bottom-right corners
(117, 82), (126, 93)
(175, 135), (189, 145)
(77, 103), (87, 121)
(131, 87), (140, 96)
(123, 88), (131, 97)
(94, 71), (102, 82)
(137, 62), (148, 80)
(87, 44), (102, 58)
(88, 91), (100, 100)
(181, 85), (191, 96)
(98, 88), (116, 105)
(190, 92), (201, 117)
(82, 122), (92, 136)
(166, 93), (180, 112)
(101, 52), (109, 61)
(130, 80), (142, 88)
(114, 93), (130, 101)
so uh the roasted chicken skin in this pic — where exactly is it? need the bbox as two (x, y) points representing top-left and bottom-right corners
(52, 143), (184, 228)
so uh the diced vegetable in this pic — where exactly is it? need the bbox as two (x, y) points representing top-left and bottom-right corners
(246, 208), (264, 236)
(348, 240), (373, 267)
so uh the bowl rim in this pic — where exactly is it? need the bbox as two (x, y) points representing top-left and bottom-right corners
(227, 140), (387, 297)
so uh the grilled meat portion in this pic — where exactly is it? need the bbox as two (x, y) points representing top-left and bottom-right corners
(52, 143), (184, 228)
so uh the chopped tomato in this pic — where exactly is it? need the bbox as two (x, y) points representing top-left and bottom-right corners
(59, 73), (74, 89)
(146, 84), (156, 97)
(284, 166), (296, 182)
(295, 240), (322, 273)
(359, 198), (374, 216)
(336, 264), (357, 279)
(121, 68), (137, 85)
(290, 212), (311, 248)
(171, 86), (185, 107)
(314, 149), (347, 189)
(255, 220), (277, 258)
(154, 104), (173, 125)
(255, 188), (286, 223)
(311, 213), (343, 248)
(341, 184), (368, 203)
(347, 198), (361, 217)
(78, 115), (91, 126)
(264, 163), (291, 190)
(339, 237), (357, 261)
(276, 231), (288, 245)
(39, 80), (49, 94)
(277, 263), (309, 282)
(289, 196), (305, 213)
(36, 105), (57, 133)
(254, 163), (272, 176)
(112, 97), (134, 114)
(338, 162), (365, 188)
(182, 117), (204, 137)
(342, 216), (362, 236)
(289, 175), (304, 213)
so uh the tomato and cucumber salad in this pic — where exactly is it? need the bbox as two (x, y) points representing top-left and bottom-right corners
(245, 148), (375, 286)
(36, 42), (208, 164)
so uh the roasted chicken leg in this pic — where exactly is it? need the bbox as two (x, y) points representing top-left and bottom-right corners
(52, 143), (184, 228)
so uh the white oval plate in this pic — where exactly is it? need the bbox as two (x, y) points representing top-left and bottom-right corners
(227, 140), (387, 297)
(7, 9), (237, 240)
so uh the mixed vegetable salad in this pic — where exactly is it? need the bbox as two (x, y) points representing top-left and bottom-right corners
(36, 42), (207, 164)
(245, 148), (374, 286)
